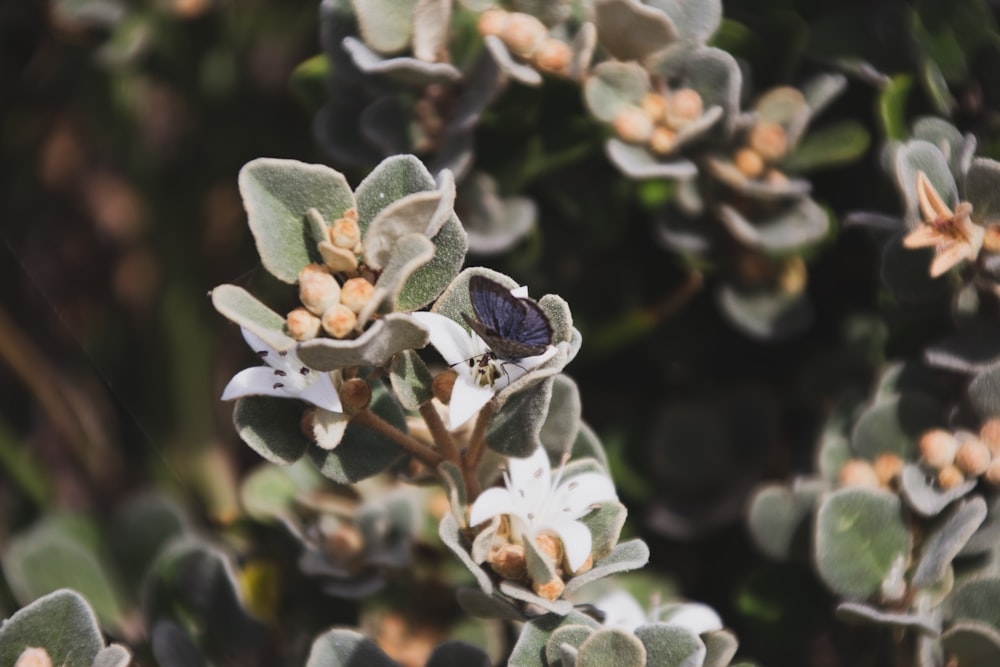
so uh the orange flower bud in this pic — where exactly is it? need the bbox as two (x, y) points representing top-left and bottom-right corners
(321, 304), (357, 338)
(749, 121), (788, 162)
(340, 277), (375, 313)
(287, 307), (322, 341)
(920, 429), (958, 468)
(839, 459), (880, 488)
(298, 264), (340, 315)
(612, 106), (654, 144)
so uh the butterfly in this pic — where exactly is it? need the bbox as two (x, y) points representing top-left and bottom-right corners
(461, 275), (554, 361)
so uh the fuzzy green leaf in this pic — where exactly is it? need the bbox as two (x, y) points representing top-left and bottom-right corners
(439, 513), (494, 594)
(389, 349), (434, 410)
(850, 393), (944, 460)
(716, 285), (813, 341)
(0, 590), (105, 667)
(899, 463), (976, 517)
(578, 629), (647, 667)
(783, 121), (870, 173)
(487, 377), (554, 457)
(584, 60), (650, 122)
(509, 612), (601, 667)
(966, 157), (1000, 224)
(594, 0), (678, 62)
(912, 496), (987, 588)
(233, 396), (311, 465)
(747, 483), (818, 561)
(211, 285), (295, 352)
(297, 314), (430, 370)
(306, 628), (399, 667)
(894, 140), (958, 225)
(564, 539), (650, 594)
(634, 623), (705, 667)
(717, 198), (829, 251)
(546, 625), (596, 665)
(540, 374), (582, 457)
(941, 622), (1000, 665)
(350, 0), (415, 54)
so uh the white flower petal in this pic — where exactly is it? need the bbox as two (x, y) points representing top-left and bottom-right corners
(511, 286), (529, 298)
(448, 374), (494, 429)
(553, 473), (618, 518)
(662, 603), (723, 635)
(410, 312), (481, 366)
(297, 371), (343, 413)
(542, 520), (593, 572)
(493, 345), (558, 390)
(222, 367), (300, 402)
(596, 590), (649, 632)
(507, 447), (552, 510)
(468, 486), (518, 526)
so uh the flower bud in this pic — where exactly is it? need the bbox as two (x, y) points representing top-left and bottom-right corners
(649, 126), (678, 156)
(340, 377), (372, 412)
(500, 12), (547, 58)
(640, 93), (669, 122)
(489, 543), (527, 580)
(340, 277), (376, 313)
(983, 224), (1000, 253)
(321, 303), (357, 339)
(533, 38), (571, 75)
(566, 553), (593, 577)
(764, 169), (789, 186)
(15, 648), (52, 667)
(477, 8), (509, 36)
(980, 419), (1000, 455)
(664, 88), (704, 129)
(432, 370), (458, 404)
(955, 439), (991, 477)
(533, 575), (565, 601)
(287, 307), (322, 341)
(612, 106), (654, 144)
(985, 459), (1000, 487)
(326, 524), (364, 562)
(535, 533), (563, 563)
(301, 407), (317, 439)
(938, 464), (965, 490)
(839, 459), (880, 488)
(319, 240), (359, 273)
(734, 148), (765, 179)
(749, 121), (788, 162)
(329, 216), (361, 250)
(873, 453), (903, 486)
(299, 264), (340, 315)
(920, 429), (958, 468)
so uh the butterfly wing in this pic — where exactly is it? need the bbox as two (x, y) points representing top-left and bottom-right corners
(467, 275), (553, 359)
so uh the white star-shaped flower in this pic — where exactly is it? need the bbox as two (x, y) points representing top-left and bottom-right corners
(594, 591), (723, 635)
(410, 288), (556, 430)
(468, 447), (617, 572)
(221, 327), (342, 413)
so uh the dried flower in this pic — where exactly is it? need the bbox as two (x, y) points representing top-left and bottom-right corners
(903, 171), (983, 278)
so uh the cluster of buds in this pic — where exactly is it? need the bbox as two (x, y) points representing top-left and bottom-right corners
(477, 9), (572, 76)
(917, 422), (1000, 489)
(482, 517), (592, 601)
(839, 453), (905, 490)
(285, 209), (377, 341)
(732, 121), (789, 184)
(612, 87), (704, 156)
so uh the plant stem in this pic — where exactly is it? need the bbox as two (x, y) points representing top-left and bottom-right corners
(352, 409), (444, 467)
(420, 402), (460, 465)
(462, 403), (494, 498)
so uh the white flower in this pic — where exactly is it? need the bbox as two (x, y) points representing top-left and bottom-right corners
(594, 590), (649, 632)
(468, 447), (617, 572)
(410, 291), (556, 430)
(221, 327), (342, 413)
(594, 591), (723, 635)
(657, 602), (723, 635)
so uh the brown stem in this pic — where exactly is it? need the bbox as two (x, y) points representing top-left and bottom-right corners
(351, 409), (444, 467)
(461, 403), (494, 498)
(419, 402), (460, 465)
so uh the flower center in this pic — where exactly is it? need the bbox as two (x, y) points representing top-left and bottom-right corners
(468, 352), (503, 387)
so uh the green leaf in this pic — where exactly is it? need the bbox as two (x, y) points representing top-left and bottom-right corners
(398, 215), (468, 312)
(306, 628), (399, 667)
(634, 624), (705, 667)
(238, 158), (355, 284)
(297, 314), (430, 370)
(580, 501), (627, 562)
(509, 612), (600, 667)
(716, 284), (814, 341)
(894, 139), (957, 224)
(951, 576), (1000, 631)
(211, 284), (295, 352)
(941, 622), (1000, 666)
(545, 625), (596, 665)
(578, 629), (647, 667)
(878, 75), (914, 141)
(783, 121), (870, 173)
(747, 483), (820, 561)
(110, 494), (188, 592)
(540, 374), (582, 458)
(813, 487), (911, 599)
(583, 61), (650, 122)
(593, 0), (678, 62)
(487, 377), (554, 457)
(439, 514), (494, 594)
(233, 396), (311, 465)
(93, 644), (132, 667)
(911, 496), (986, 588)
(564, 539), (650, 594)
(966, 157), (1000, 224)
(425, 641), (491, 667)
(389, 349), (434, 410)
(2, 520), (127, 634)
(703, 629), (739, 667)
(355, 155), (437, 232)
(850, 392), (944, 460)
(0, 590), (105, 667)
(716, 197), (829, 252)
(899, 462), (976, 517)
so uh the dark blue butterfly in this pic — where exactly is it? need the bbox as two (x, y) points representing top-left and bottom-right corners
(462, 275), (554, 360)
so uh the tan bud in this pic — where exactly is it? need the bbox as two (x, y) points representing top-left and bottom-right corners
(287, 307), (322, 341)
(982, 223), (1000, 253)
(778, 256), (808, 295)
(342, 207), (358, 220)
(534, 533), (563, 563)
(329, 216), (361, 250)
(640, 93), (669, 122)
(566, 553), (593, 577)
(749, 121), (788, 162)
(665, 88), (704, 128)
(298, 264), (340, 315)
(920, 429), (958, 468)
(340, 277), (375, 313)
(15, 648), (52, 667)
(873, 453), (904, 486)
(938, 464), (965, 490)
(649, 126), (678, 156)
(980, 419), (1000, 455)
(432, 370), (458, 404)
(839, 459), (880, 488)
(500, 12), (547, 58)
(319, 240), (359, 273)
(533, 38), (571, 75)
(985, 459), (1000, 486)
(301, 407), (317, 439)
(477, 8), (510, 36)
(326, 524), (364, 561)
(321, 304), (357, 339)
(734, 148), (765, 179)
(533, 575), (565, 601)
(489, 543), (527, 580)
(764, 168), (789, 186)
(612, 106), (654, 144)
(340, 377), (372, 412)
(955, 439), (991, 477)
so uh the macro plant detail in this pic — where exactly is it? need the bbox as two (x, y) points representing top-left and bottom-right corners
(7, 0), (1000, 666)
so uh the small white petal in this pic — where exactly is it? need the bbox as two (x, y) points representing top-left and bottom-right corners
(222, 367), (302, 402)
(507, 447), (552, 510)
(297, 371), (343, 413)
(662, 603), (723, 635)
(493, 346), (558, 390)
(448, 374), (494, 429)
(553, 473), (619, 518)
(596, 590), (649, 632)
(410, 312), (481, 366)
(468, 486), (519, 526)
(543, 520), (593, 572)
